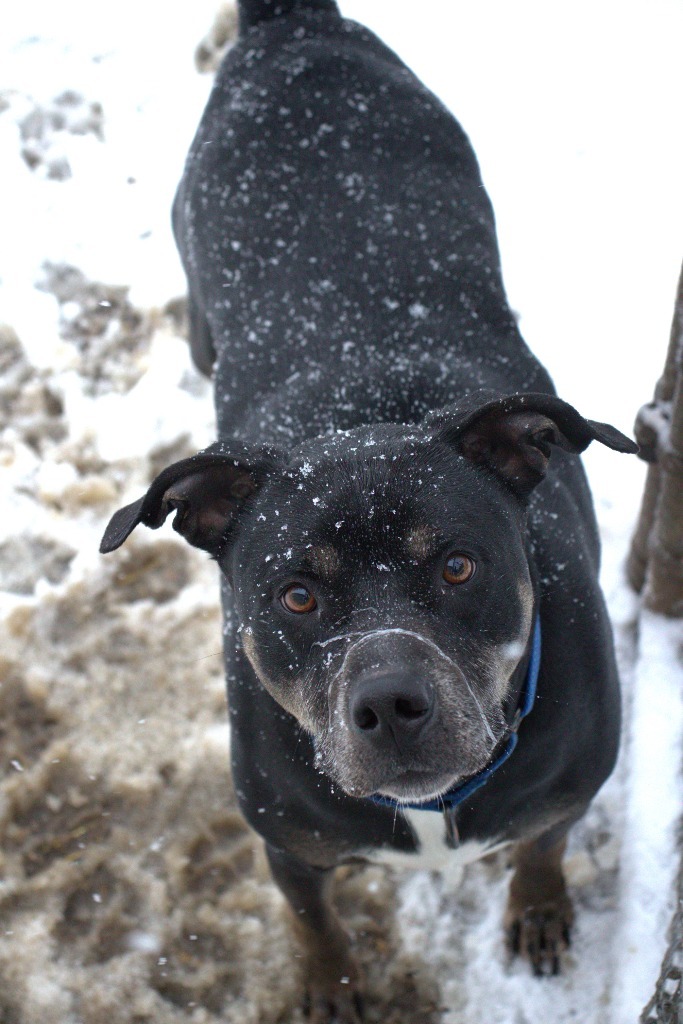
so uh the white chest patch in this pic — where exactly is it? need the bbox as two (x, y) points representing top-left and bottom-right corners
(367, 807), (510, 890)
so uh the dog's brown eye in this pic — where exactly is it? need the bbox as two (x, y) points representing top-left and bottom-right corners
(443, 554), (476, 585)
(281, 585), (317, 614)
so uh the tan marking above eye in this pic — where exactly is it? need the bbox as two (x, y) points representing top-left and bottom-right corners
(230, 477), (255, 499)
(443, 553), (476, 585)
(281, 585), (317, 614)
(405, 526), (440, 561)
(306, 545), (341, 578)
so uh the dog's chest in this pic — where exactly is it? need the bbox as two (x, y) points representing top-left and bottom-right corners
(367, 807), (509, 887)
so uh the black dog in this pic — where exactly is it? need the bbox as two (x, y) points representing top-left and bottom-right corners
(101, 1), (637, 1019)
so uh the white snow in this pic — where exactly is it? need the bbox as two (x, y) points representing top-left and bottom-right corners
(2, 1), (682, 1021)
(609, 613), (683, 1023)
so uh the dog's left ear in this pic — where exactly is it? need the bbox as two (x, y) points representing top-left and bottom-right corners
(425, 391), (638, 496)
(100, 441), (284, 556)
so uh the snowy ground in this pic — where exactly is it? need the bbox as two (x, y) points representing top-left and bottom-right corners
(1, 2), (682, 1022)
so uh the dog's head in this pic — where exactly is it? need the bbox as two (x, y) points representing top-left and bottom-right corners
(101, 391), (636, 803)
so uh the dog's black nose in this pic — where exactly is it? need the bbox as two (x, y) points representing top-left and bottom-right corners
(350, 674), (434, 749)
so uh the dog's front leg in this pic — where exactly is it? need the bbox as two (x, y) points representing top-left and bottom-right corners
(266, 844), (364, 1023)
(504, 831), (574, 976)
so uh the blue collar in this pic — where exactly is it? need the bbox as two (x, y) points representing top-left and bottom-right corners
(370, 616), (542, 813)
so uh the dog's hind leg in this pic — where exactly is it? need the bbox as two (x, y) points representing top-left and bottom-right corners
(186, 291), (216, 378)
(504, 831), (575, 977)
(266, 844), (364, 1023)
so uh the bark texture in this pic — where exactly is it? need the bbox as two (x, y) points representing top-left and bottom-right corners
(628, 262), (683, 617)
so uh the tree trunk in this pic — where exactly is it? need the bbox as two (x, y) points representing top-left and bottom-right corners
(628, 262), (683, 617)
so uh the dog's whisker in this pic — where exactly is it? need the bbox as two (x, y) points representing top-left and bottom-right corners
(392, 799), (400, 835)
(194, 649), (224, 662)
(460, 677), (498, 745)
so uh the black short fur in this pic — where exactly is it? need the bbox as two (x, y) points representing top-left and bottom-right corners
(102, 1), (637, 1013)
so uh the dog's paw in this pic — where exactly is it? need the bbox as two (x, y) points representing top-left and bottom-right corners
(304, 979), (364, 1024)
(505, 896), (574, 976)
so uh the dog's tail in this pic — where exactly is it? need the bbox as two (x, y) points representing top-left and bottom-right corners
(238, 0), (339, 33)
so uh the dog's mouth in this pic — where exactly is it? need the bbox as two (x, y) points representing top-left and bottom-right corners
(326, 756), (490, 804)
(316, 714), (509, 805)
(370, 767), (463, 805)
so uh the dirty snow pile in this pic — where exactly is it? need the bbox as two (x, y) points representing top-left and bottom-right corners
(1, 2), (682, 1023)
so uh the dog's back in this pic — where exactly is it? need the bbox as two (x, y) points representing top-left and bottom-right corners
(173, 0), (553, 443)
(237, 0), (339, 31)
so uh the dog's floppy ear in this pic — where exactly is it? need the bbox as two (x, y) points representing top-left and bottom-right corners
(100, 441), (283, 556)
(425, 390), (638, 496)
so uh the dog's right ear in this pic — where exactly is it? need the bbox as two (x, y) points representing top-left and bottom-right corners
(100, 441), (284, 557)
